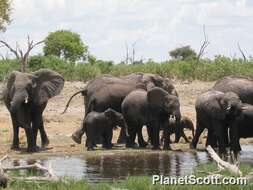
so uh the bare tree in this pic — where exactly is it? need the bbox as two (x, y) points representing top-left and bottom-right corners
(237, 42), (247, 62)
(0, 36), (44, 72)
(131, 41), (137, 64)
(196, 25), (210, 65)
(125, 43), (129, 64)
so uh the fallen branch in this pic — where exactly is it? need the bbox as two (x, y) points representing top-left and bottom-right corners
(0, 155), (59, 188)
(3, 163), (58, 179)
(206, 145), (242, 176)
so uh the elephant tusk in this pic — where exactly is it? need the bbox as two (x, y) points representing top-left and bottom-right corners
(25, 96), (29, 104)
(226, 105), (231, 111)
(169, 115), (176, 124)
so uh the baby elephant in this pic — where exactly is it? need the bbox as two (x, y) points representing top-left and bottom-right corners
(170, 116), (195, 143)
(84, 108), (125, 151)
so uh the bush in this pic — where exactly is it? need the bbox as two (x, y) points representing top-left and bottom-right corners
(0, 55), (253, 81)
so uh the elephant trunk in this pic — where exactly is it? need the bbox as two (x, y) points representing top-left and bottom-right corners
(10, 91), (29, 113)
(168, 111), (181, 126)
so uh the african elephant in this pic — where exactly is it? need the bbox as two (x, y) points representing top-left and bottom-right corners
(121, 87), (181, 150)
(190, 90), (242, 154)
(229, 103), (253, 155)
(167, 116), (195, 143)
(84, 108), (125, 150)
(3, 69), (64, 152)
(63, 73), (178, 144)
(212, 76), (253, 104)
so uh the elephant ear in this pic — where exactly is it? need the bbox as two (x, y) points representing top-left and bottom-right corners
(32, 69), (64, 105)
(142, 74), (163, 90)
(6, 71), (19, 91)
(147, 87), (168, 108)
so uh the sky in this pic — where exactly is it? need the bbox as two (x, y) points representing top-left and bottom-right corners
(0, 0), (253, 62)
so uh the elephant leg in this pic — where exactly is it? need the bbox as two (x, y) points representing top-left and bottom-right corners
(25, 127), (37, 152)
(229, 123), (241, 159)
(10, 114), (20, 150)
(117, 126), (127, 144)
(163, 126), (172, 150)
(147, 126), (153, 145)
(137, 126), (147, 148)
(181, 131), (190, 143)
(32, 112), (49, 148)
(190, 120), (204, 149)
(213, 121), (226, 155)
(206, 130), (218, 148)
(126, 122), (137, 148)
(86, 130), (94, 151)
(152, 122), (161, 150)
(38, 118), (49, 148)
(102, 132), (113, 149)
(174, 132), (181, 143)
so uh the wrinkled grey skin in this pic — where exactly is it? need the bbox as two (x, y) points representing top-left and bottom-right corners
(3, 69), (64, 152)
(121, 87), (181, 150)
(190, 90), (242, 154)
(229, 104), (253, 155)
(211, 76), (253, 153)
(212, 76), (253, 104)
(84, 108), (125, 151)
(167, 116), (195, 143)
(63, 73), (178, 144)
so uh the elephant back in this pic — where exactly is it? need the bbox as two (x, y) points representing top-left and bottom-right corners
(213, 76), (253, 104)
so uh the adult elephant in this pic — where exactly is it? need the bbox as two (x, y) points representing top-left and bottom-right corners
(229, 104), (253, 157)
(212, 76), (253, 104)
(190, 90), (242, 154)
(63, 73), (178, 144)
(3, 69), (64, 152)
(121, 87), (181, 150)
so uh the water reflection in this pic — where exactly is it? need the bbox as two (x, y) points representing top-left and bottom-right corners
(3, 145), (253, 182)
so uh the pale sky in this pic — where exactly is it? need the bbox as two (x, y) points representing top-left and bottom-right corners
(0, 0), (253, 62)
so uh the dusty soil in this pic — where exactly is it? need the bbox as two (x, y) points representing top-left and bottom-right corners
(0, 80), (252, 158)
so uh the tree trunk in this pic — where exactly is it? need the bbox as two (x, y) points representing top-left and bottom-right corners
(20, 58), (27, 72)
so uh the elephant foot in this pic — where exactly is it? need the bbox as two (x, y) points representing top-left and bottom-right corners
(11, 144), (20, 151)
(102, 143), (113, 149)
(71, 133), (82, 144)
(27, 146), (40, 153)
(139, 142), (148, 148)
(117, 138), (126, 144)
(126, 142), (138, 148)
(41, 139), (50, 148)
(152, 146), (161, 150)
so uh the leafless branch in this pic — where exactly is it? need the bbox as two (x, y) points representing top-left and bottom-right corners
(125, 43), (129, 64)
(206, 146), (242, 176)
(237, 42), (247, 62)
(0, 155), (59, 187)
(0, 36), (44, 72)
(196, 25), (210, 65)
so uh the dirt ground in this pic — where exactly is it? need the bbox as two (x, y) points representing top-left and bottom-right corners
(0, 80), (252, 158)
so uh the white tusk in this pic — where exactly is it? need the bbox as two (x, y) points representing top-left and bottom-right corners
(169, 115), (176, 124)
(25, 96), (29, 104)
(226, 106), (231, 111)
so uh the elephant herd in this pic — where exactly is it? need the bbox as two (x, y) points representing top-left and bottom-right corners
(1, 69), (253, 159)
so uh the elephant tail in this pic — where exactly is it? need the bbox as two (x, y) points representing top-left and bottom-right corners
(62, 89), (87, 114)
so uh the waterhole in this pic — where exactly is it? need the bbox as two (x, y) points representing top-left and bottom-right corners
(3, 145), (253, 182)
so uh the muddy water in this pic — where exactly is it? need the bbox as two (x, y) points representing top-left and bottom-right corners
(3, 145), (253, 182)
